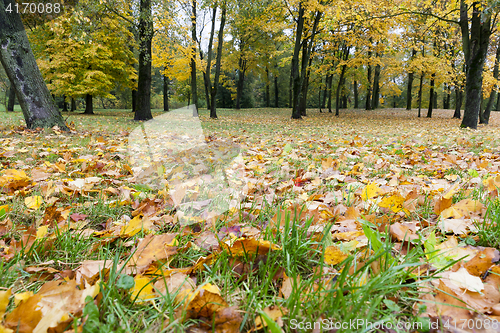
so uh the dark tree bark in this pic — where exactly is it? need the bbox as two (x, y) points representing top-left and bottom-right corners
(84, 94), (93, 114)
(71, 98), (76, 112)
(480, 39), (500, 124)
(163, 74), (169, 112)
(190, 0), (198, 111)
(427, 73), (435, 117)
(265, 66), (270, 108)
(7, 83), (15, 112)
(417, 72), (424, 118)
(290, 3), (305, 119)
(235, 53), (246, 110)
(354, 80), (358, 108)
(365, 49), (373, 110)
(274, 72), (279, 108)
(0, 0), (67, 129)
(459, 0), (492, 129)
(406, 48), (417, 110)
(434, 91), (437, 109)
(62, 95), (68, 112)
(335, 45), (350, 116)
(327, 74), (333, 113)
(134, 0), (153, 121)
(202, 6), (217, 113)
(497, 93), (500, 111)
(371, 59), (381, 109)
(453, 88), (463, 118)
(291, 5), (321, 119)
(321, 75), (328, 110)
(209, 3), (226, 119)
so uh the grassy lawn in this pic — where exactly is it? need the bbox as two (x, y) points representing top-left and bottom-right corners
(1, 107), (500, 332)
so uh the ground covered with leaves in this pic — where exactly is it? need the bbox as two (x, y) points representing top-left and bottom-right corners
(1, 108), (500, 332)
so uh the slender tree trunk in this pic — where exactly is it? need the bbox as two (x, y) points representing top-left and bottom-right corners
(427, 73), (435, 117)
(327, 74), (333, 113)
(354, 80), (358, 108)
(497, 93), (500, 111)
(335, 64), (347, 116)
(71, 98), (76, 112)
(274, 72), (279, 108)
(7, 83), (15, 112)
(0, 2), (67, 129)
(84, 94), (93, 114)
(210, 3), (226, 119)
(265, 66), (270, 107)
(434, 91), (437, 109)
(134, 0), (153, 120)
(203, 6), (217, 113)
(406, 48), (417, 110)
(291, 3), (305, 119)
(321, 74), (328, 109)
(371, 60), (381, 109)
(480, 39), (500, 124)
(453, 88), (463, 118)
(62, 95), (68, 112)
(365, 49), (372, 110)
(459, 1), (492, 129)
(418, 72), (424, 117)
(163, 74), (169, 112)
(235, 54), (246, 110)
(190, 0), (198, 112)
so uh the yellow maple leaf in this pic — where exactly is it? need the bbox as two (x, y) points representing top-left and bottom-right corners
(324, 245), (348, 265)
(25, 196), (43, 210)
(361, 182), (384, 201)
(378, 194), (407, 214)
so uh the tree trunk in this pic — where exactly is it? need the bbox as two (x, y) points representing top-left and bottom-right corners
(84, 94), (93, 114)
(7, 83), (15, 112)
(71, 98), (76, 112)
(291, 3), (305, 119)
(163, 74), (169, 112)
(274, 72), (279, 108)
(203, 6), (217, 113)
(0, 2), (67, 129)
(321, 75), (328, 109)
(418, 72), (424, 118)
(235, 54), (246, 110)
(371, 60), (381, 109)
(434, 91), (437, 109)
(406, 48), (417, 110)
(427, 73), (435, 118)
(209, 3), (226, 119)
(459, 1), (492, 129)
(497, 93), (500, 111)
(62, 95), (68, 112)
(365, 49), (372, 110)
(190, 0), (198, 111)
(327, 74), (333, 113)
(335, 64), (347, 116)
(453, 88), (462, 118)
(265, 66), (270, 108)
(354, 80), (358, 108)
(134, 0), (153, 121)
(480, 39), (500, 124)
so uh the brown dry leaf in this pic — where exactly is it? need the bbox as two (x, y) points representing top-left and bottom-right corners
(184, 283), (228, 319)
(153, 272), (195, 302)
(129, 233), (178, 272)
(464, 248), (500, 277)
(390, 222), (418, 242)
(194, 231), (220, 252)
(324, 245), (348, 265)
(279, 274), (299, 300)
(75, 260), (113, 285)
(4, 294), (42, 333)
(438, 218), (472, 235)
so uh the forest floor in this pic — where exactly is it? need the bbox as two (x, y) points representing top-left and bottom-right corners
(1, 107), (500, 332)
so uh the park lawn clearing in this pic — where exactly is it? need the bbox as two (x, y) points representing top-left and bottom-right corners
(0, 108), (500, 332)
